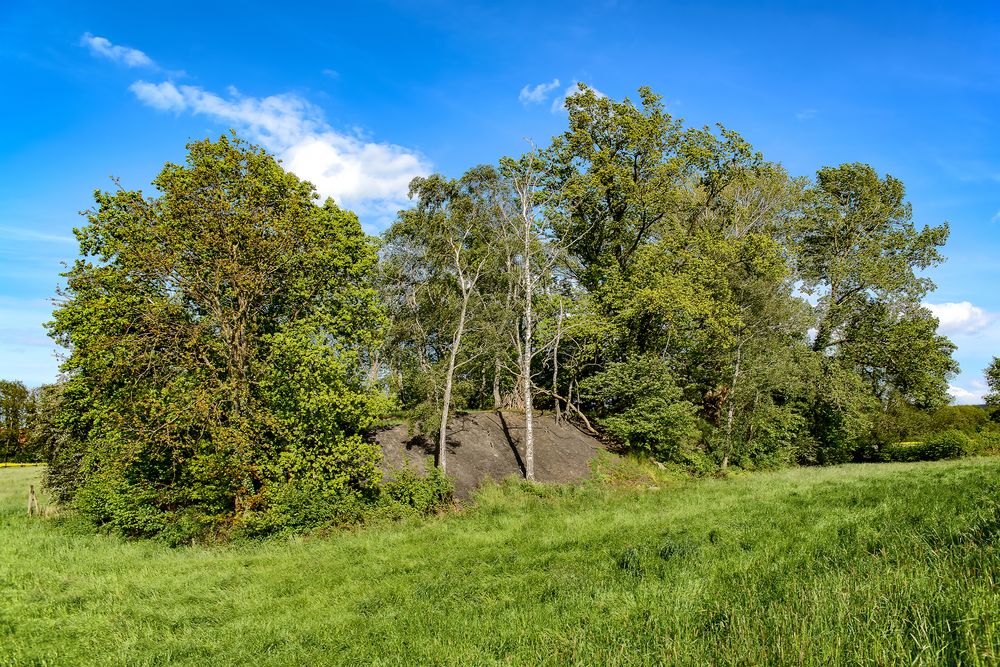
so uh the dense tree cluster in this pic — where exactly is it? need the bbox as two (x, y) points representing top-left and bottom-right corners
(0, 380), (42, 462)
(383, 86), (960, 473)
(31, 87), (996, 539)
(42, 136), (393, 539)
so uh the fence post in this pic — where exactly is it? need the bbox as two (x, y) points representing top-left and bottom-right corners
(27, 484), (39, 516)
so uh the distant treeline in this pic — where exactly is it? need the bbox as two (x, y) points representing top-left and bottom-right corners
(13, 86), (1000, 540)
(0, 380), (45, 463)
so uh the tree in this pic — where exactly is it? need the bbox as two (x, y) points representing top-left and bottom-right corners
(581, 355), (699, 459)
(985, 357), (1000, 409)
(0, 380), (35, 462)
(373, 85), (965, 478)
(797, 163), (949, 361)
(382, 169), (498, 473)
(47, 134), (386, 538)
(792, 163), (956, 458)
(545, 85), (687, 291)
(497, 152), (555, 480)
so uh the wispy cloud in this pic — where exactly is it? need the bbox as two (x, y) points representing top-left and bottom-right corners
(0, 226), (75, 244)
(129, 80), (184, 111)
(518, 79), (560, 105)
(80, 33), (154, 68)
(935, 158), (1000, 184)
(551, 80), (604, 113)
(948, 384), (983, 405)
(795, 108), (818, 121)
(130, 80), (431, 227)
(992, 210), (1000, 223)
(923, 301), (994, 336)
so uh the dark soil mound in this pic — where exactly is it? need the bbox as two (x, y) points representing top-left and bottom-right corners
(376, 412), (608, 499)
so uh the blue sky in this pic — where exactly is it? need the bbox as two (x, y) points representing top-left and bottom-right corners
(1, 0), (998, 401)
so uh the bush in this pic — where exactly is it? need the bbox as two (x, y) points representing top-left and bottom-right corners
(234, 458), (453, 538)
(380, 459), (454, 514)
(235, 482), (365, 538)
(73, 468), (168, 538)
(581, 355), (701, 460)
(882, 430), (979, 462)
(976, 427), (1000, 454)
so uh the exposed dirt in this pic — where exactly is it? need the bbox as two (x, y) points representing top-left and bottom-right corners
(376, 411), (608, 498)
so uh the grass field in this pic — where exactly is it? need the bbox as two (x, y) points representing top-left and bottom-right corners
(1, 460), (998, 666)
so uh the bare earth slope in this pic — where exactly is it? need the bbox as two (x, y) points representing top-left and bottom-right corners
(376, 412), (606, 498)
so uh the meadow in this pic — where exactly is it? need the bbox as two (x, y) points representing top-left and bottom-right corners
(1, 460), (997, 666)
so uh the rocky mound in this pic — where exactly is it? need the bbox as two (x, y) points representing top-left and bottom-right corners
(376, 411), (608, 498)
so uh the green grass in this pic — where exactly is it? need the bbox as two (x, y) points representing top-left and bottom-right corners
(1, 460), (998, 666)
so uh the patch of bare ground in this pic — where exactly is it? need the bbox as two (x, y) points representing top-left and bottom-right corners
(376, 411), (608, 498)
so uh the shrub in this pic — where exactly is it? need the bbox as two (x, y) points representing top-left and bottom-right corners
(882, 429), (978, 462)
(380, 459), (454, 514)
(231, 460), (453, 538)
(976, 427), (1000, 454)
(581, 355), (701, 460)
(73, 468), (167, 538)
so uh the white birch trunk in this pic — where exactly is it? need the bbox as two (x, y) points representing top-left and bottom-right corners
(522, 192), (535, 481)
(721, 341), (743, 470)
(438, 290), (469, 475)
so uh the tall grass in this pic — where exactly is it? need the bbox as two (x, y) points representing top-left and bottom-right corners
(1, 460), (997, 665)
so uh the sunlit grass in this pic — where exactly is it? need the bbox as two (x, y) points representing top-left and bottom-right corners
(1, 459), (998, 665)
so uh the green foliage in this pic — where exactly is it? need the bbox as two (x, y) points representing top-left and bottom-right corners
(928, 405), (991, 433)
(800, 359), (879, 465)
(379, 458), (454, 514)
(370, 85), (961, 478)
(581, 355), (700, 459)
(45, 135), (387, 538)
(0, 380), (40, 463)
(985, 357), (1000, 409)
(35, 86), (970, 542)
(797, 163), (954, 408)
(735, 402), (807, 469)
(882, 430), (980, 462)
(227, 460), (453, 537)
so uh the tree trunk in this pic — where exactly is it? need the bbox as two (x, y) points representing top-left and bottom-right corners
(523, 307), (534, 481)
(522, 202), (535, 481)
(551, 300), (563, 424)
(438, 292), (469, 475)
(721, 342), (743, 470)
(492, 356), (503, 409)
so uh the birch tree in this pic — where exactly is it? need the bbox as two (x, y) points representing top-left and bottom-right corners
(497, 152), (580, 480)
(382, 169), (498, 473)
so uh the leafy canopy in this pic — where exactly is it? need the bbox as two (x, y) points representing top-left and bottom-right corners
(47, 134), (387, 539)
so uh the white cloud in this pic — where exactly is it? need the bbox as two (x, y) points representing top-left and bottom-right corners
(948, 384), (984, 405)
(129, 81), (185, 112)
(0, 226), (75, 244)
(130, 81), (431, 226)
(795, 109), (818, 121)
(992, 210), (1000, 223)
(551, 81), (605, 113)
(518, 79), (560, 105)
(80, 33), (154, 68)
(924, 301), (994, 336)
